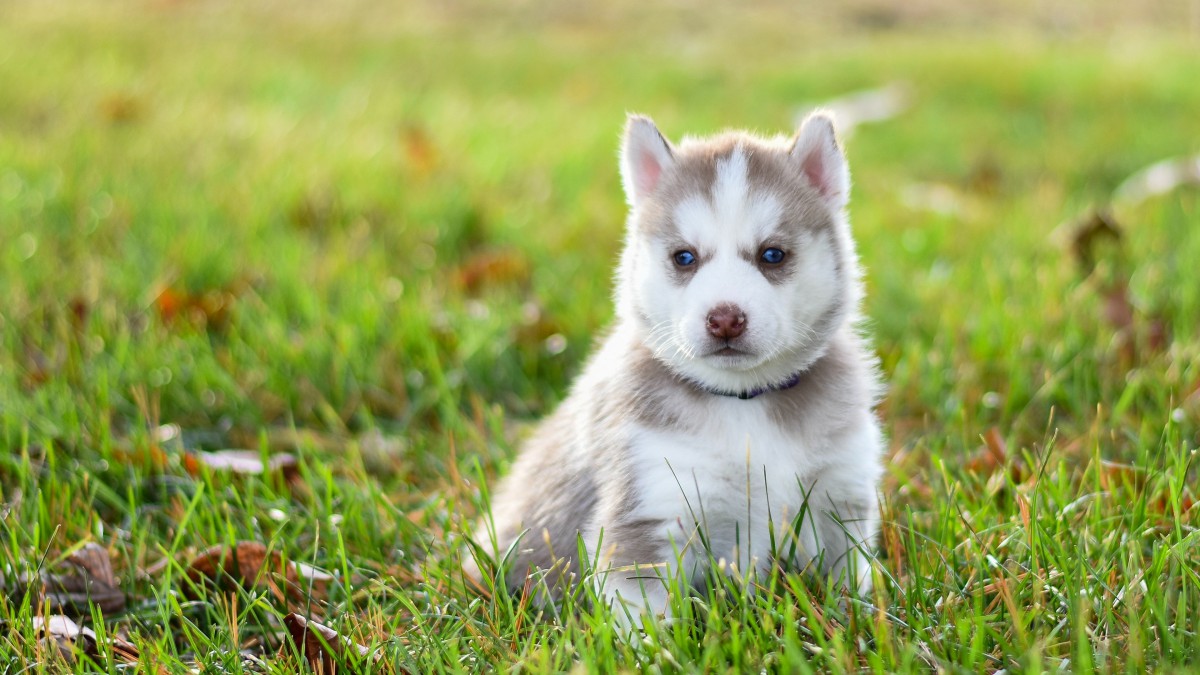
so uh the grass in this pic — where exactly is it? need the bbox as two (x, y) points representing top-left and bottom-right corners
(1, 0), (1198, 671)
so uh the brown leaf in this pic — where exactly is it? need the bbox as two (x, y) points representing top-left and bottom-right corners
(67, 543), (117, 589)
(965, 427), (1026, 481)
(965, 426), (1006, 474)
(1149, 488), (1196, 517)
(1069, 209), (1123, 275)
(0, 544), (125, 615)
(1102, 282), (1135, 332)
(289, 189), (340, 232)
(68, 296), (90, 327)
(153, 284), (240, 331)
(1146, 316), (1169, 353)
(41, 571), (126, 616)
(33, 615), (96, 662)
(184, 542), (332, 601)
(183, 449), (299, 481)
(99, 93), (143, 124)
(1099, 459), (1145, 490)
(401, 124), (438, 175)
(453, 248), (530, 294)
(31, 615), (140, 665)
(282, 613), (378, 673)
(966, 155), (1003, 196)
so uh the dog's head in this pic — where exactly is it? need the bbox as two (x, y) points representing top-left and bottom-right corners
(615, 113), (862, 395)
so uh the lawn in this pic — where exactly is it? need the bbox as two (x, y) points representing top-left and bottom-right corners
(1, 0), (1198, 671)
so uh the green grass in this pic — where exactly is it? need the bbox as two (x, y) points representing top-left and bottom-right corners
(1, 1), (1198, 671)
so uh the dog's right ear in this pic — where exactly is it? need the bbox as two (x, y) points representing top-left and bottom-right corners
(620, 115), (674, 208)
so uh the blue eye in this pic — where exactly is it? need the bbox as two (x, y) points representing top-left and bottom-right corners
(673, 250), (697, 267)
(761, 248), (785, 264)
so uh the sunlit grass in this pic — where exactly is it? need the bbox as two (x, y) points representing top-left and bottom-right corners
(0, 1), (1198, 671)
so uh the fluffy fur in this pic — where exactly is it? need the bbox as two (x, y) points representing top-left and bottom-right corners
(470, 113), (884, 624)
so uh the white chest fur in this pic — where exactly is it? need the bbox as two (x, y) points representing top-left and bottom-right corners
(620, 397), (879, 580)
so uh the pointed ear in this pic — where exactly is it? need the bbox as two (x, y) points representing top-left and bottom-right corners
(790, 112), (850, 210)
(620, 115), (675, 207)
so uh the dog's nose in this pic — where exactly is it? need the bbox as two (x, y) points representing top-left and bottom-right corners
(706, 304), (747, 340)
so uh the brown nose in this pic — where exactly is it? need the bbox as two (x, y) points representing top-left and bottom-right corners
(706, 304), (747, 340)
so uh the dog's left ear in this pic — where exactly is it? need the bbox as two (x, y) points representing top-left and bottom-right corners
(791, 112), (850, 211)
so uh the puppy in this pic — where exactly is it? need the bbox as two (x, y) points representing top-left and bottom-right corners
(471, 112), (884, 623)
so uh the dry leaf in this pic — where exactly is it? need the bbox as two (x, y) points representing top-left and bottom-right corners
(453, 248), (531, 294)
(185, 542), (332, 601)
(965, 427), (1026, 481)
(67, 543), (117, 589)
(795, 82), (911, 136)
(289, 189), (340, 232)
(899, 182), (962, 216)
(1149, 488), (1196, 517)
(33, 615), (96, 662)
(153, 283), (241, 331)
(183, 450), (299, 480)
(965, 426), (1006, 474)
(1, 544), (125, 615)
(68, 296), (90, 328)
(40, 571), (126, 616)
(1099, 459), (1145, 490)
(966, 155), (1003, 195)
(31, 615), (139, 665)
(1114, 155), (1200, 206)
(1102, 282), (1135, 332)
(401, 124), (438, 175)
(99, 93), (143, 124)
(282, 613), (378, 673)
(1069, 209), (1122, 275)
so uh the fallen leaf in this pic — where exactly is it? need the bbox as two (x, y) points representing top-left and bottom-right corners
(0, 544), (126, 615)
(401, 124), (438, 175)
(99, 93), (143, 124)
(453, 248), (531, 294)
(899, 182), (962, 216)
(965, 427), (1026, 481)
(31, 614), (140, 665)
(965, 426), (1006, 474)
(289, 188), (340, 232)
(966, 155), (1003, 195)
(1149, 488), (1196, 517)
(184, 542), (332, 602)
(183, 449), (299, 481)
(67, 543), (117, 589)
(795, 82), (911, 136)
(40, 571), (126, 616)
(1099, 459), (1145, 490)
(1114, 155), (1200, 206)
(1102, 282), (1135, 332)
(282, 613), (379, 673)
(32, 615), (95, 662)
(1068, 209), (1123, 276)
(153, 283), (242, 332)
(68, 296), (90, 327)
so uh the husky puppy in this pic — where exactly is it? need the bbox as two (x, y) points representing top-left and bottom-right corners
(472, 112), (884, 623)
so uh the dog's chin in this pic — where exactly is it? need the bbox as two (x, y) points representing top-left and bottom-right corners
(699, 343), (764, 370)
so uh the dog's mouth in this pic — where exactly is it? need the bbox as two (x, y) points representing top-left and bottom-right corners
(706, 342), (753, 359)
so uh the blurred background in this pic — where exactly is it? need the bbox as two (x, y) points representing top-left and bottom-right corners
(1, 0), (1198, 485)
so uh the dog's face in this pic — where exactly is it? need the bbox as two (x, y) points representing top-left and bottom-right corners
(616, 114), (858, 394)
